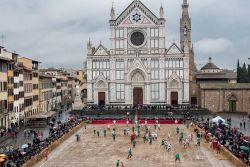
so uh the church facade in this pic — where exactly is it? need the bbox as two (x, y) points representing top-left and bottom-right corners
(86, 0), (195, 106)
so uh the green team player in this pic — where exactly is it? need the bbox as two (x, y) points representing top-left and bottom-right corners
(116, 160), (120, 167)
(149, 136), (153, 145)
(146, 127), (149, 134)
(127, 148), (133, 159)
(154, 124), (157, 130)
(197, 136), (201, 146)
(97, 131), (100, 137)
(132, 126), (135, 132)
(176, 127), (180, 134)
(143, 135), (147, 143)
(103, 129), (106, 137)
(179, 132), (184, 143)
(175, 153), (180, 162)
(112, 130), (116, 141)
(133, 140), (136, 148)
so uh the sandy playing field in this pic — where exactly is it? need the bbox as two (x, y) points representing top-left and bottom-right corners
(34, 124), (235, 167)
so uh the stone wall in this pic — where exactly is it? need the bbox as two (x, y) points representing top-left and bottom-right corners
(200, 89), (250, 113)
(22, 122), (84, 167)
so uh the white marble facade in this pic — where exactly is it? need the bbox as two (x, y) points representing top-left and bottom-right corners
(87, 0), (192, 106)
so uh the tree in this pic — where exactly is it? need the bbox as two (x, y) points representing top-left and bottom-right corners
(237, 60), (242, 83)
(242, 63), (249, 83)
(248, 65), (250, 82)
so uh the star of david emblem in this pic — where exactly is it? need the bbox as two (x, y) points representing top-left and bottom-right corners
(132, 12), (141, 22)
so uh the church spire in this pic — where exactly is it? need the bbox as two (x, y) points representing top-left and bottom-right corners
(180, 0), (191, 52)
(160, 3), (164, 18)
(110, 2), (115, 20)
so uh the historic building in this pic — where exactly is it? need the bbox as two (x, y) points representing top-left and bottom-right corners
(87, 0), (195, 106)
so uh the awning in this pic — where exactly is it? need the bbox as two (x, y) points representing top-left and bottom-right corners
(26, 111), (56, 119)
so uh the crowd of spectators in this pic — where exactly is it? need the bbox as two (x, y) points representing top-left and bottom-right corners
(1, 118), (82, 167)
(196, 119), (250, 165)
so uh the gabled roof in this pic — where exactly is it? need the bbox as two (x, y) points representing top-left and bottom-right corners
(93, 44), (109, 56)
(166, 43), (183, 55)
(115, 0), (160, 26)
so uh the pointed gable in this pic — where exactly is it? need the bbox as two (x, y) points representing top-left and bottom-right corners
(93, 44), (109, 56)
(115, 0), (160, 26)
(167, 43), (183, 55)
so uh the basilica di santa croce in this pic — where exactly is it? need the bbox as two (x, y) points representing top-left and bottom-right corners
(86, 0), (250, 113)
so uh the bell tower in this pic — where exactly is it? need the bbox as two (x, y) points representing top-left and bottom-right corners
(180, 0), (191, 52)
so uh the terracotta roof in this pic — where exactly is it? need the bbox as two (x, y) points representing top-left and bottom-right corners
(200, 62), (220, 70)
(200, 83), (250, 89)
(196, 70), (237, 80)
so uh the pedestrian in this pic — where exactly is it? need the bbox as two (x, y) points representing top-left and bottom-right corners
(127, 148), (133, 159)
(240, 122), (242, 129)
(243, 121), (246, 129)
(175, 152), (180, 163)
(24, 130), (26, 138)
(116, 160), (120, 167)
(120, 161), (124, 167)
(94, 129), (96, 136)
(84, 124), (87, 129)
(104, 129), (106, 137)
(97, 131), (100, 137)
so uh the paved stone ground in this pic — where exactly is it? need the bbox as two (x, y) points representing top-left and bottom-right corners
(203, 113), (250, 135)
(34, 124), (235, 167)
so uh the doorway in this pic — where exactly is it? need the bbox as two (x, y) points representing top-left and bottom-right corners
(133, 87), (143, 107)
(171, 92), (178, 106)
(191, 97), (197, 105)
(229, 100), (236, 112)
(98, 92), (105, 106)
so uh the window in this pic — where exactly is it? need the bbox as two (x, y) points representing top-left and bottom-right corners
(25, 98), (33, 107)
(33, 95), (39, 101)
(116, 71), (124, 80)
(116, 28), (124, 50)
(150, 28), (159, 37)
(151, 59), (159, 80)
(116, 60), (124, 69)
(151, 84), (159, 100)
(14, 83), (19, 89)
(33, 72), (38, 78)
(116, 28), (124, 38)
(116, 84), (125, 100)
(14, 95), (19, 101)
(127, 59), (134, 68)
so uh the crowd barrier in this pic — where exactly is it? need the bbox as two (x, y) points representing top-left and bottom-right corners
(91, 119), (183, 125)
(22, 122), (84, 167)
(193, 126), (247, 167)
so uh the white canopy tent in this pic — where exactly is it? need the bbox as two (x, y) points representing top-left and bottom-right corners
(212, 116), (225, 125)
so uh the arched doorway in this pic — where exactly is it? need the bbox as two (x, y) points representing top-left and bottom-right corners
(133, 87), (143, 107)
(171, 92), (178, 106)
(228, 94), (237, 112)
(98, 92), (105, 106)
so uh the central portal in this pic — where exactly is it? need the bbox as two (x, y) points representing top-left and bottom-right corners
(133, 87), (143, 107)
(171, 92), (178, 106)
(98, 92), (105, 106)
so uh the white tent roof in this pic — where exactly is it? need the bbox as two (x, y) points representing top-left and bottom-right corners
(212, 116), (225, 124)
